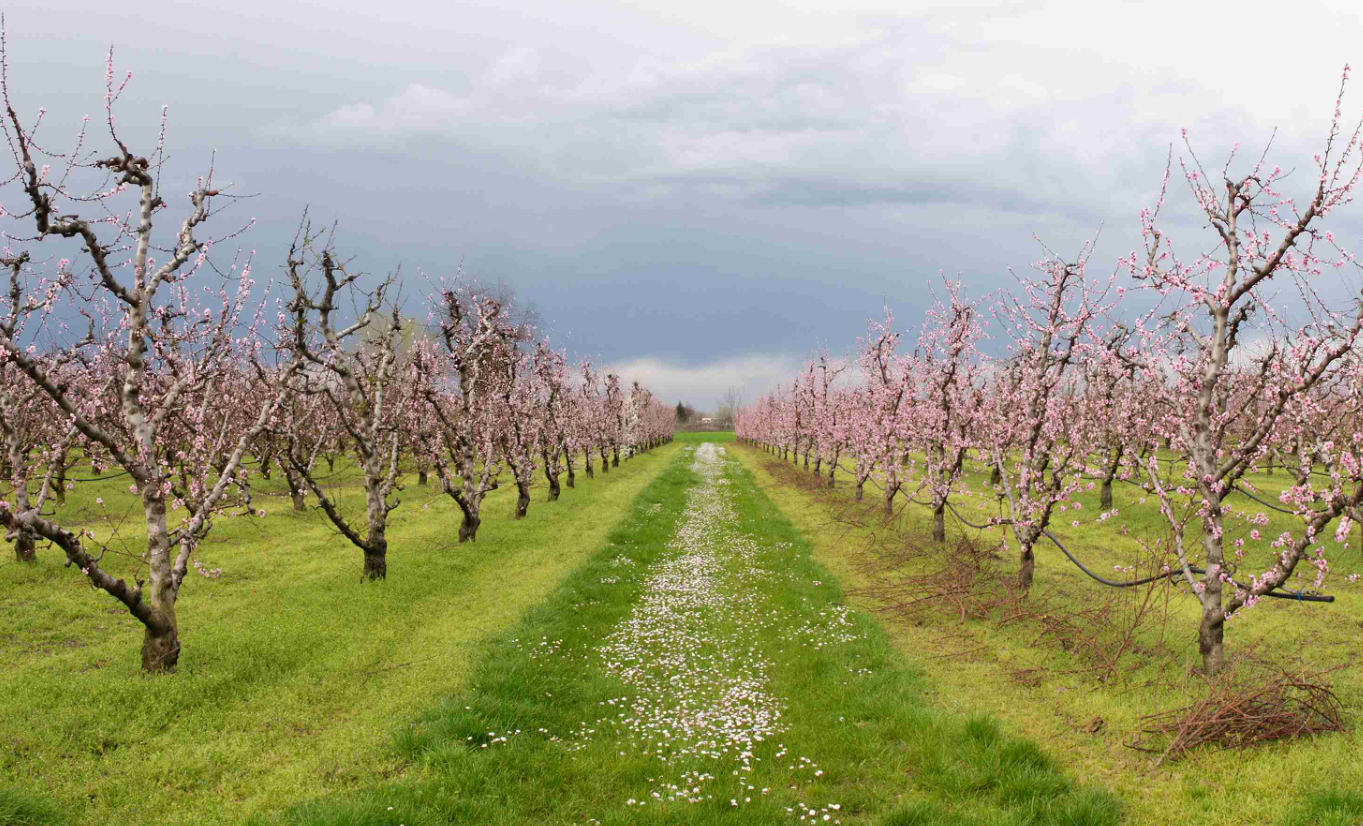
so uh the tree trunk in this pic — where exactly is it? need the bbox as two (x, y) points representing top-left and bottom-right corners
(1196, 502), (1227, 672)
(565, 452), (576, 488)
(989, 465), (1001, 487)
(361, 467), (390, 580)
(1017, 545), (1035, 591)
(362, 544), (387, 580)
(459, 512), (480, 542)
(1100, 445), (1121, 510)
(141, 616), (180, 673)
(1198, 604), (1225, 673)
(883, 486), (895, 517)
(418, 469), (429, 486)
(140, 492), (182, 672)
(514, 484), (531, 519)
(814, 457), (822, 475)
(933, 503), (946, 542)
(856, 481), (864, 501)
(284, 466), (307, 511)
(612, 447), (619, 468)
(14, 530), (36, 563)
(546, 476), (560, 501)
(585, 451), (595, 479)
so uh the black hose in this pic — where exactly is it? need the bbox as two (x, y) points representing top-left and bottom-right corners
(941, 499), (1333, 603)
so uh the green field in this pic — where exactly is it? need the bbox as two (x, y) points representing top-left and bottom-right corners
(7, 434), (1360, 825)
(0, 444), (678, 824)
(259, 433), (1119, 826)
(735, 443), (1363, 826)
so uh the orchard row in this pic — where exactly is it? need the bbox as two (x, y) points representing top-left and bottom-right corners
(0, 49), (674, 672)
(737, 68), (1363, 674)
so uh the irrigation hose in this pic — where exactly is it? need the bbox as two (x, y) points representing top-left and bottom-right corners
(940, 499), (1333, 603)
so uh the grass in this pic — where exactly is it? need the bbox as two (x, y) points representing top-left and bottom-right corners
(0, 787), (61, 826)
(0, 443), (679, 825)
(263, 432), (1120, 825)
(736, 443), (1363, 826)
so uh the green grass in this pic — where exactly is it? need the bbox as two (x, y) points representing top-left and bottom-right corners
(0, 787), (62, 826)
(737, 444), (1363, 826)
(1279, 791), (1363, 826)
(262, 434), (1119, 825)
(0, 443), (679, 825)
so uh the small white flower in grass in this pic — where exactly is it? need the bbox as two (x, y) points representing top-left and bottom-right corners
(95, 497), (104, 505)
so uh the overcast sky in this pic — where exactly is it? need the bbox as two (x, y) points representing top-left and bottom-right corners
(4, 0), (1362, 407)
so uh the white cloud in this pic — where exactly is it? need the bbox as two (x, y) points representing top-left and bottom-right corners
(312, 83), (468, 136)
(278, 2), (1363, 226)
(603, 353), (806, 409)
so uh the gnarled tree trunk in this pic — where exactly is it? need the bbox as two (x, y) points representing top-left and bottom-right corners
(1017, 547), (1034, 591)
(141, 613), (180, 673)
(14, 530), (36, 563)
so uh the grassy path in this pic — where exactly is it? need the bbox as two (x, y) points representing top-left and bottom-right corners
(273, 436), (1118, 825)
(0, 444), (679, 825)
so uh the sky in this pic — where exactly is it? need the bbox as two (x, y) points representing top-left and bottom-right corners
(3, 0), (1363, 408)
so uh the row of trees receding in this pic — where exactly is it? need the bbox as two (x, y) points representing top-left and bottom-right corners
(0, 44), (674, 672)
(738, 68), (1363, 674)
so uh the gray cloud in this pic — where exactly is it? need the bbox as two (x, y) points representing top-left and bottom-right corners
(1, 0), (1361, 406)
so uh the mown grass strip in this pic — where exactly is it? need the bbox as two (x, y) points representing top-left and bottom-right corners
(268, 436), (1119, 825)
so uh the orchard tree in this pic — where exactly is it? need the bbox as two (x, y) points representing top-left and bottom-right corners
(0, 44), (295, 670)
(857, 309), (912, 516)
(282, 224), (407, 581)
(535, 342), (571, 498)
(410, 282), (518, 542)
(910, 280), (987, 542)
(496, 348), (543, 519)
(603, 372), (624, 468)
(982, 249), (1108, 591)
(578, 360), (601, 479)
(1130, 70), (1363, 671)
